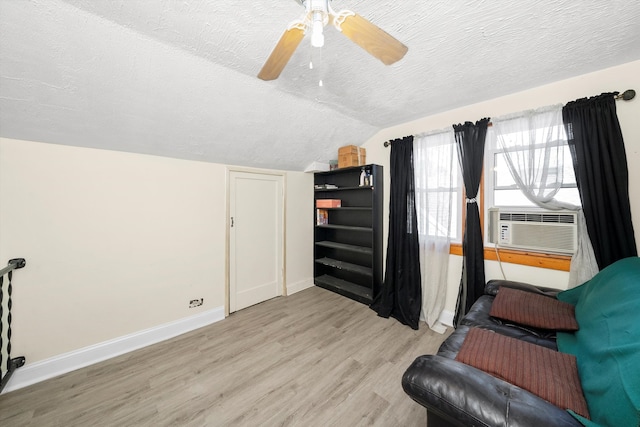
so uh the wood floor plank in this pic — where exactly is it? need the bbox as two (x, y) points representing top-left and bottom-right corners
(0, 286), (449, 426)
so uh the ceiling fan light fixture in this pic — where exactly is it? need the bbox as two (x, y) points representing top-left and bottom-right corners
(310, 11), (325, 47)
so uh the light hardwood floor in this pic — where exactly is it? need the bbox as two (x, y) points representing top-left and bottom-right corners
(0, 286), (449, 426)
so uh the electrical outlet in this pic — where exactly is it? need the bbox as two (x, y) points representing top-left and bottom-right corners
(189, 298), (203, 308)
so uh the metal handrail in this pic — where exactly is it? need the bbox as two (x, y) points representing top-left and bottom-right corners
(1, 258), (26, 393)
(0, 258), (26, 277)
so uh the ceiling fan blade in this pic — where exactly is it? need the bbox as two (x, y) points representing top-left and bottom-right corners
(258, 25), (306, 81)
(335, 12), (408, 65)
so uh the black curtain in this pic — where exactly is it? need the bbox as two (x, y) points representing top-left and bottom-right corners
(563, 93), (637, 269)
(453, 119), (490, 327)
(371, 136), (422, 330)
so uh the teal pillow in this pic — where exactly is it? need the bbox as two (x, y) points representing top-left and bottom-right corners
(557, 257), (640, 427)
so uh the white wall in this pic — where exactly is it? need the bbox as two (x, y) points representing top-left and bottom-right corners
(363, 60), (640, 315)
(0, 138), (313, 368)
(285, 171), (315, 294)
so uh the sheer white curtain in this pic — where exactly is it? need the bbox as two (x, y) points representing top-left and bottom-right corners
(491, 105), (598, 286)
(413, 129), (456, 332)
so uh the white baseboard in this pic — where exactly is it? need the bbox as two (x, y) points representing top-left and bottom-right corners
(438, 310), (455, 328)
(2, 306), (225, 394)
(286, 278), (314, 295)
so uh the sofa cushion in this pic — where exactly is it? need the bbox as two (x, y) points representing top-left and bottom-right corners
(456, 327), (590, 419)
(490, 286), (578, 331)
(460, 295), (558, 350)
(557, 256), (640, 427)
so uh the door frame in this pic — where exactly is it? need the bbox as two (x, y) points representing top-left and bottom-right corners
(226, 167), (286, 316)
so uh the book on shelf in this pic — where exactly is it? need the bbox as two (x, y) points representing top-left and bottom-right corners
(314, 184), (338, 190)
(316, 209), (329, 225)
(316, 199), (341, 208)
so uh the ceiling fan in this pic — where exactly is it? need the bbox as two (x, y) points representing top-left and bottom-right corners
(258, 0), (408, 81)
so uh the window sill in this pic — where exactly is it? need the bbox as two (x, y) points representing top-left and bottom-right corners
(449, 243), (570, 271)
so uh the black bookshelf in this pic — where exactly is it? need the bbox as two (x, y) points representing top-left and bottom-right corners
(314, 164), (383, 304)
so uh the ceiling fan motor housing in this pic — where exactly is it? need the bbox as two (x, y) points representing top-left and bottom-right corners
(307, 0), (332, 16)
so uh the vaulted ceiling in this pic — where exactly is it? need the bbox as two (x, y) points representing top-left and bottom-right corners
(1, 0), (639, 170)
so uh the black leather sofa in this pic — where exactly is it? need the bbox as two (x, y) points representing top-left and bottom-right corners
(401, 279), (583, 427)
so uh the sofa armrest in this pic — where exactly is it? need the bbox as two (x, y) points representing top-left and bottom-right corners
(485, 279), (561, 297)
(402, 355), (582, 427)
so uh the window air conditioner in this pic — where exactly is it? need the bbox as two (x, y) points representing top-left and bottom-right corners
(488, 208), (577, 255)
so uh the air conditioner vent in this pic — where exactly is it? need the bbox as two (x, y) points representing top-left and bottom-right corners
(499, 212), (576, 224)
(556, 214), (575, 224)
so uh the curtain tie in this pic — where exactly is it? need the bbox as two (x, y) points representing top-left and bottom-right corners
(465, 197), (477, 204)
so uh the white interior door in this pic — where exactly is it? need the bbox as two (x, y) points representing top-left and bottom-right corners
(229, 171), (283, 313)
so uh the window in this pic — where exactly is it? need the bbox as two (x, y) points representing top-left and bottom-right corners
(412, 106), (578, 270)
(485, 108), (580, 210)
(481, 107), (579, 268)
(413, 131), (462, 242)
(488, 137), (580, 208)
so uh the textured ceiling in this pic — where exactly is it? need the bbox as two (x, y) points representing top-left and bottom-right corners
(1, 0), (640, 170)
